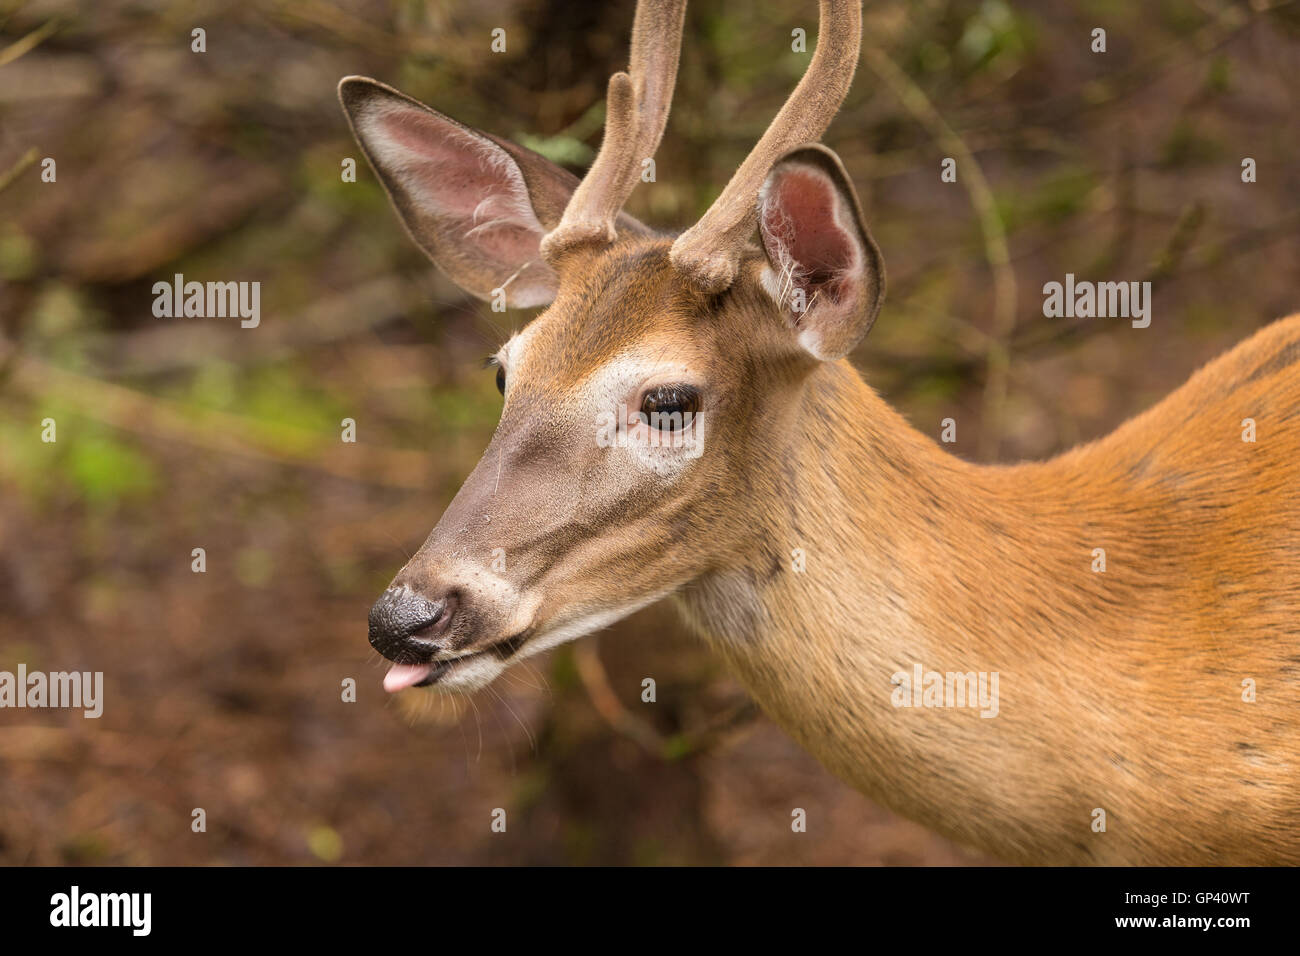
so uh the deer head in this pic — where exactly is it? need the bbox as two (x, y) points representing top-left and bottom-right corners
(341, 0), (883, 693)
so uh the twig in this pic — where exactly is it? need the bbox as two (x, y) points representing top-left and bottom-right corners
(0, 146), (38, 195)
(574, 638), (760, 759)
(1147, 201), (1207, 282)
(862, 44), (1017, 461)
(0, 16), (58, 67)
(964, 0), (1288, 136)
(573, 640), (666, 753)
(3, 349), (435, 491)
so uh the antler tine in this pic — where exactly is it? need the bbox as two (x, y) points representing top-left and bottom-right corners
(539, 0), (688, 262)
(670, 0), (863, 293)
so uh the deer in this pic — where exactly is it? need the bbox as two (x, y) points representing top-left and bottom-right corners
(339, 0), (1300, 865)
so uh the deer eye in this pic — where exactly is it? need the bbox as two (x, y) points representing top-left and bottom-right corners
(495, 364), (506, 395)
(640, 385), (700, 431)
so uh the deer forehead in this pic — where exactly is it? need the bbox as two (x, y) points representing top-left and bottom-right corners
(502, 242), (716, 393)
(507, 322), (706, 405)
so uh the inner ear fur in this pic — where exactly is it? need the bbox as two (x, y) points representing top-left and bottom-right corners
(338, 76), (651, 308)
(756, 144), (885, 360)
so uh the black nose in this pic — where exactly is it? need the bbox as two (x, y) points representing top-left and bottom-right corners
(368, 585), (456, 663)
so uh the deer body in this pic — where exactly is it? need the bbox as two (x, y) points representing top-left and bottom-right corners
(678, 316), (1300, 865)
(342, 0), (1299, 864)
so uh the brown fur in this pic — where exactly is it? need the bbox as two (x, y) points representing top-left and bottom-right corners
(340, 0), (1298, 862)
(677, 305), (1300, 865)
(413, 236), (1300, 864)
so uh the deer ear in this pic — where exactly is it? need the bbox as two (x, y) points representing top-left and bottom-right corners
(756, 145), (885, 360)
(339, 76), (650, 308)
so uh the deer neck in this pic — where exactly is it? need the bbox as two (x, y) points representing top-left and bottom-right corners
(674, 359), (1050, 855)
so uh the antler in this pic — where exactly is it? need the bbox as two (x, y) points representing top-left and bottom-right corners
(670, 0), (863, 293)
(540, 0), (862, 289)
(539, 0), (688, 262)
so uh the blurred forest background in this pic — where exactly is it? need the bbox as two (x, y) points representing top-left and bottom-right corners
(1, 0), (1297, 865)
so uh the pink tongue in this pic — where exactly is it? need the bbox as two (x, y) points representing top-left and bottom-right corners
(383, 663), (435, 693)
